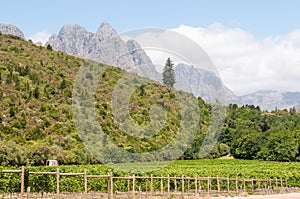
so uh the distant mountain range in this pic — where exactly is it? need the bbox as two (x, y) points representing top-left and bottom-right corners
(1, 23), (299, 111)
(238, 90), (300, 111)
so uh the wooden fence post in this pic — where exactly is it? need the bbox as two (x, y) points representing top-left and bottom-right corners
(167, 175), (170, 198)
(56, 168), (60, 199)
(21, 166), (25, 199)
(264, 179), (268, 193)
(84, 169), (87, 197)
(187, 178), (190, 193)
(235, 177), (239, 194)
(181, 175), (184, 198)
(243, 178), (246, 192)
(207, 177), (210, 197)
(132, 174), (135, 199)
(145, 178), (148, 197)
(174, 176), (177, 193)
(128, 173), (130, 195)
(160, 176), (163, 195)
(227, 177), (230, 193)
(217, 176), (220, 196)
(251, 179), (254, 194)
(150, 174), (153, 196)
(109, 172), (113, 199)
(195, 178), (198, 196)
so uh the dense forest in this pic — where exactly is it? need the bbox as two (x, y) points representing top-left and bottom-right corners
(184, 103), (300, 162)
(0, 33), (299, 166)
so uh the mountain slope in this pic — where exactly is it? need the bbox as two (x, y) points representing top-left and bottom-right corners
(47, 22), (237, 104)
(0, 33), (207, 165)
(175, 63), (240, 103)
(0, 33), (86, 165)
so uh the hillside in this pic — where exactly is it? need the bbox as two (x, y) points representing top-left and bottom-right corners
(47, 22), (236, 104)
(0, 33), (86, 165)
(0, 33), (299, 166)
(0, 33), (211, 166)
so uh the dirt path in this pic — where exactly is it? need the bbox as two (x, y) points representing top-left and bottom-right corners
(226, 193), (300, 199)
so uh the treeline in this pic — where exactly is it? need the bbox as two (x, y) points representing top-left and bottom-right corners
(220, 104), (300, 161)
(185, 103), (300, 162)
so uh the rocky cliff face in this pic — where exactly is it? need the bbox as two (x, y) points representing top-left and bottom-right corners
(47, 22), (237, 103)
(1, 23), (299, 110)
(48, 22), (135, 70)
(48, 22), (167, 73)
(126, 39), (162, 82)
(48, 24), (92, 56)
(174, 63), (240, 103)
(0, 24), (25, 39)
(47, 22), (300, 109)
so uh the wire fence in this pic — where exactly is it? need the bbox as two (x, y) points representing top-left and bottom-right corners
(1, 166), (293, 199)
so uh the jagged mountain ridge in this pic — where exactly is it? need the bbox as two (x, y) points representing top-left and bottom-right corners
(2, 22), (299, 110)
(47, 22), (300, 109)
(174, 63), (239, 103)
(48, 22), (163, 83)
(47, 22), (235, 103)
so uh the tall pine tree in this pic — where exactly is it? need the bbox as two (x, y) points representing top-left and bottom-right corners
(162, 57), (175, 89)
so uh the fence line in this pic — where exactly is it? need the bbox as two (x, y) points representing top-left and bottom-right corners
(1, 166), (290, 199)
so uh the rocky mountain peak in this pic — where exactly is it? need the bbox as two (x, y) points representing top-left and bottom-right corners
(96, 22), (118, 41)
(0, 24), (25, 39)
(126, 39), (152, 65)
(48, 24), (93, 56)
(59, 24), (89, 36)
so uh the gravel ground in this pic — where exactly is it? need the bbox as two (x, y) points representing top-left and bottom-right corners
(226, 193), (300, 199)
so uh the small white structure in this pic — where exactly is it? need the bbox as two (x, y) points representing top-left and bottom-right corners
(46, 160), (59, 166)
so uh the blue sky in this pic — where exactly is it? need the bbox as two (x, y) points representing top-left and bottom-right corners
(1, 0), (300, 38)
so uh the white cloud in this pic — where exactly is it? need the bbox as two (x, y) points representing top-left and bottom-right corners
(171, 23), (300, 96)
(29, 31), (51, 45)
(121, 28), (219, 75)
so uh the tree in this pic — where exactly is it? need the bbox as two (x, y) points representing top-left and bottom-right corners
(162, 57), (175, 89)
(33, 86), (40, 99)
(59, 79), (67, 90)
(46, 44), (52, 51)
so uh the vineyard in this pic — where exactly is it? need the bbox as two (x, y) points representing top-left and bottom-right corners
(0, 159), (299, 197)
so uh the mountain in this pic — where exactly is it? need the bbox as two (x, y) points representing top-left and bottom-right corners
(47, 22), (237, 103)
(239, 90), (300, 110)
(3, 22), (299, 110)
(1, 31), (299, 166)
(0, 32), (204, 165)
(174, 63), (240, 103)
(0, 24), (25, 39)
(48, 23), (134, 70)
(126, 39), (162, 82)
(46, 22), (300, 109)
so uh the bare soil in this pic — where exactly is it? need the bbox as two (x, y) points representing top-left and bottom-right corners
(225, 192), (300, 199)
